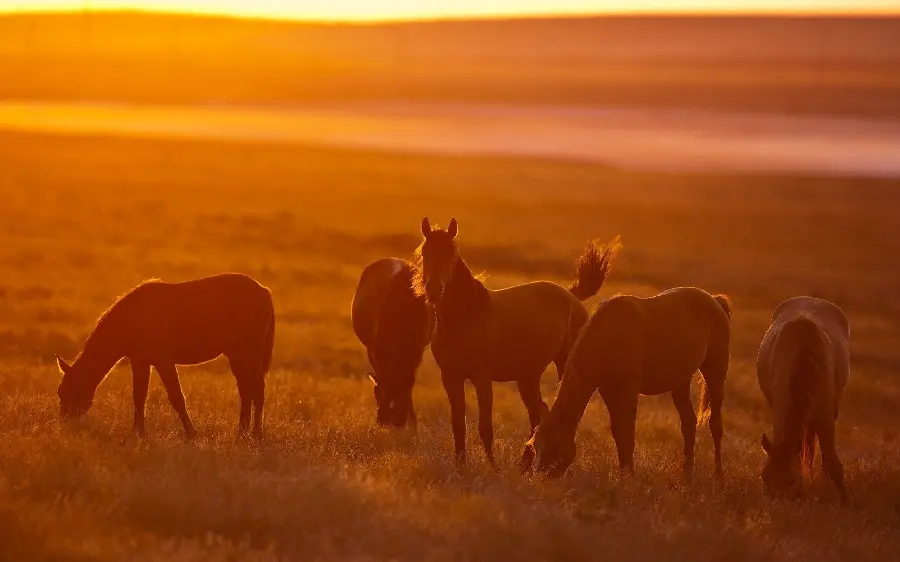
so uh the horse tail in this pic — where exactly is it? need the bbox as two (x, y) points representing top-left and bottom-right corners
(568, 235), (621, 301)
(801, 424), (817, 480)
(696, 377), (711, 427)
(773, 315), (830, 469)
(261, 307), (275, 377)
(713, 294), (733, 321)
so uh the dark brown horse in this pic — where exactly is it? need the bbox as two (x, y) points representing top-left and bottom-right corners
(522, 287), (732, 481)
(352, 257), (434, 428)
(55, 273), (275, 438)
(414, 217), (618, 464)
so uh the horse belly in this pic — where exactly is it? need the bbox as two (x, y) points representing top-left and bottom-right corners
(170, 321), (236, 365)
(639, 366), (699, 396)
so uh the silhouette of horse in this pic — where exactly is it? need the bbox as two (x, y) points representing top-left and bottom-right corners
(352, 257), (434, 428)
(55, 273), (275, 438)
(757, 296), (850, 504)
(414, 217), (618, 464)
(523, 287), (731, 481)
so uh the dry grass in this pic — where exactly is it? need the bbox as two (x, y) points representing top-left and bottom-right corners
(1, 132), (900, 561)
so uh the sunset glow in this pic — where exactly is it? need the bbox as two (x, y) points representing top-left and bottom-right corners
(1, 0), (898, 21)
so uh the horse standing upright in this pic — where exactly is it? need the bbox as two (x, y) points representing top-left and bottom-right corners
(523, 287), (732, 481)
(352, 257), (434, 428)
(757, 296), (850, 504)
(55, 273), (275, 438)
(414, 217), (618, 464)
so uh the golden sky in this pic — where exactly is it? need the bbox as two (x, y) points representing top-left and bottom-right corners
(1, 0), (898, 20)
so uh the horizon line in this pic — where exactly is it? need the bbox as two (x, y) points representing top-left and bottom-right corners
(2, 7), (900, 25)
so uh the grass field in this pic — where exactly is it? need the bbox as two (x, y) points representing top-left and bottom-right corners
(1, 131), (900, 561)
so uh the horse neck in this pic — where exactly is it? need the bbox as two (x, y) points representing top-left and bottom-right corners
(543, 356), (596, 439)
(74, 322), (126, 390)
(436, 258), (489, 329)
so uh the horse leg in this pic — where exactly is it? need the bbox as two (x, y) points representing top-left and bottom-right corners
(604, 389), (638, 474)
(442, 373), (467, 464)
(700, 361), (727, 484)
(671, 381), (697, 480)
(553, 350), (569, 382)
(472, 378), (495, 466)
(251, 377), (265, 439)
(155, 362), (196, 439)
(815, 419), (849, 505)
(517, 376), (549, 436)
(227, 353), (253, 436)
(236, 379), (252, 436)
(131, 360), (151, 437)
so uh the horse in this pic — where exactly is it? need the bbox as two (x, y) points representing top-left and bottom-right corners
(756, 296), (850, 504)
(55, 273), (275, 438)
(351, 257), (434, 428)
(413, 217), (618, 464)
(522, 287), (732, 482)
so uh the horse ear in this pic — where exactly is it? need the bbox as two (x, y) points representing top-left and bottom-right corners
(448, 218), (458, 239)
(421, 217), (431, 237)
(56, 355), (71, 376)
(761, 433), (772, 453)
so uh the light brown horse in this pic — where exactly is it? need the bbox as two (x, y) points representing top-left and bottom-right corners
(56, 273), (275, 438)
(352, 257), (434, 428)
(414, 217), (618, 464)
(523, 287), (732, 481)
(757, 296), (850, 504)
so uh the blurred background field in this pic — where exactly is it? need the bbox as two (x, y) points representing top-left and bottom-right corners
(1, 9), (900, 562)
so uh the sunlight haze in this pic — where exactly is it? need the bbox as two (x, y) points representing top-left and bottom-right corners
(1, 0), (898, 20)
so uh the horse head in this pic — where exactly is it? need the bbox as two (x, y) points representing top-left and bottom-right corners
(414, 217), (459, 305)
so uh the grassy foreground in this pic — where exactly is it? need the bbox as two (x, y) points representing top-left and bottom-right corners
(1, 132), (899, 561)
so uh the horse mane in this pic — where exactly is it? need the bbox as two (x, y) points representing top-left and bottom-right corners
(411, 239), (487, 297)
(411, 243), (427, 298)
(542, 297), (620, 434)
(80, 278), (163, 355)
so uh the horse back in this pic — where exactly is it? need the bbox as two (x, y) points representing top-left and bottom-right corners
(351, 258), (409, 347)
(352, 258), (431, 352)
(617, 288), (729, 392)
(374, 265), (433, 356)
(490, 281), (587, 364)
(431, 281), (582, 380)
(762, 297), (849, 405)
(113, 273), (273, 363)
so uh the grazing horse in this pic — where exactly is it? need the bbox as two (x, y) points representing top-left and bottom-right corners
(757, 296), (850, 504)
(523, 287), (732, 481)
(352, 257), (434, 428)
(55, 273), (275, 438)
(414, 217), (618, 464)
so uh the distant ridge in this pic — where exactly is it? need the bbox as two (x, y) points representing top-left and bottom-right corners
(2, 11), (900, 62)
(2, 11), (899, 118)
